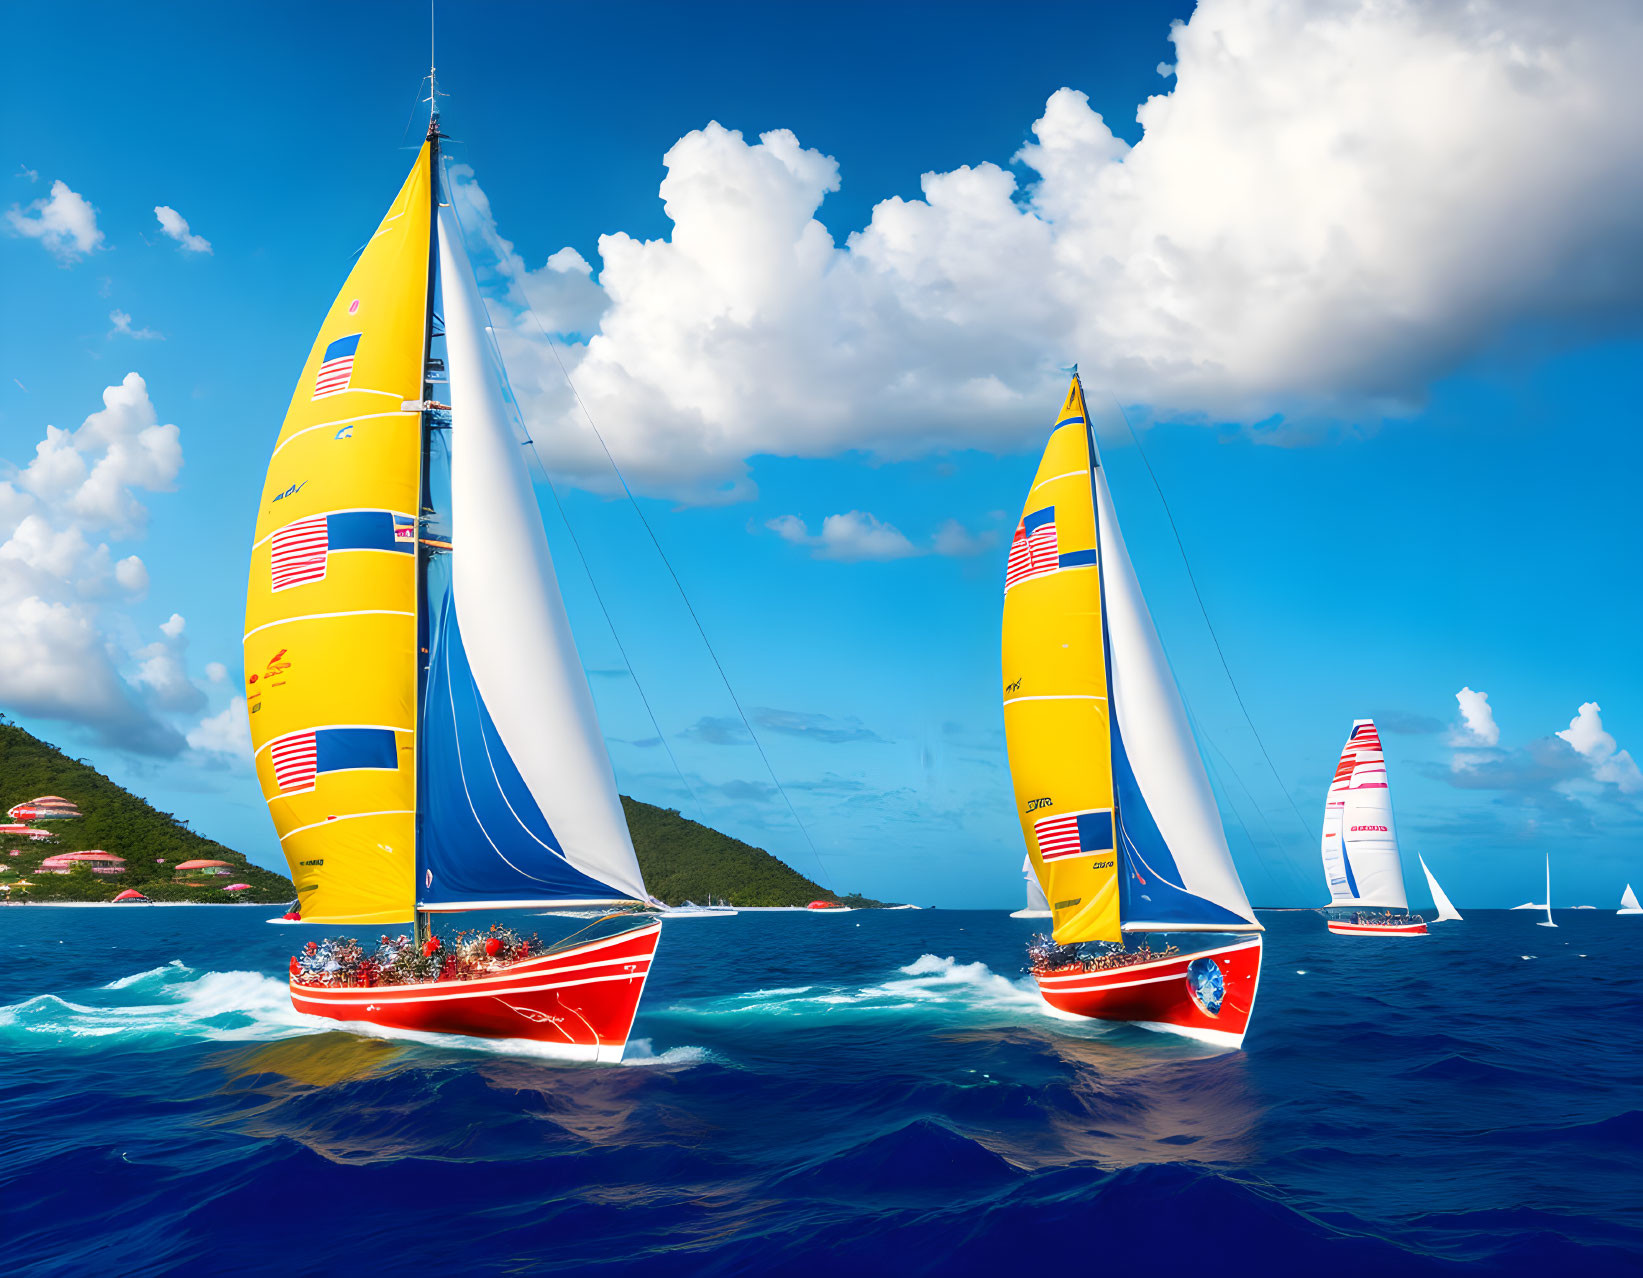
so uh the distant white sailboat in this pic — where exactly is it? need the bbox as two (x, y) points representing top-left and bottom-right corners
(1536, 855), (1557, 927)
(1619, 884), (1641, 915)
(1418, 856), (1462, 923)
(1319, 720), (1427, 935)
(1009, 854), (1052, 919)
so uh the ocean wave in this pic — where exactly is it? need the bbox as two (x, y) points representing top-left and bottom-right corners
(2, 964), (714, 1067)
(657, 953), (1072, 1032)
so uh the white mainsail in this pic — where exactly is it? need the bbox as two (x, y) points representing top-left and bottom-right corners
(1419, 855), (1462, 922)
(1011, 855), (1052, 918)
(1537, 855), (1556, 927)
(435, 202), (647, 904)
(1620, 884), (1642, 915)
(1332, 720), (1409, 910)
(1091, 466), (1257, 930)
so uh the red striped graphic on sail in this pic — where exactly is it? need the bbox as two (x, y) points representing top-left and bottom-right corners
(270, 515), (329, 591)
(1348, 720), (1388, 789)
(1004, 507), (1058, 589)
(269, 730), (319, 795)
(311, 334), (361, 400)
(1034, 808), (1115, 863)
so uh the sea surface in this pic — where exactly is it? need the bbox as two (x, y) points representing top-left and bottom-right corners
(1, 907), (1638, 1276)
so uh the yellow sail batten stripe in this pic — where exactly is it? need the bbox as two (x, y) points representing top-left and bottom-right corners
(1030, 469), (1089, 493)
(243, 609), (416, 641)
(1004, 695), (1107, 705)
(270, 410), (417, 459)
(253, 724), (414, 761)
(277, 809), (417, 842)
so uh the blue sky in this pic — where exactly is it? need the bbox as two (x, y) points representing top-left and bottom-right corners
(3, 0), (1640, 909)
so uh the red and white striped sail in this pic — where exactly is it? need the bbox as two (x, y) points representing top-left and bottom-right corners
(1334, 719), (1408, 910)
(1319, 735), (1357, 905)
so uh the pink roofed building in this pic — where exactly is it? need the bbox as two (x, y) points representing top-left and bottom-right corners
(39, 851), (126, 876)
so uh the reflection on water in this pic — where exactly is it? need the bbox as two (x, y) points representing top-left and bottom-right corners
(940, 1026), (1260, 1171)
(209, 1032), (405, 1089)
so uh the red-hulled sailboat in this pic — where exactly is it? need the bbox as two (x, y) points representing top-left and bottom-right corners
(245, 88), (662, 1061)
(1003, 374), (1265, 1049)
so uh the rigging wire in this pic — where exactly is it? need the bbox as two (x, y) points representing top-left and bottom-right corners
(525, 422), (711, 831)
(1101, 392), (1319, 851)
(521, 314), (836, 892)
(457, 274), (711, 832)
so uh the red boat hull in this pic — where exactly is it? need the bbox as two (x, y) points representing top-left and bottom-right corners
(1327, 919), (1428, 936)
(289, 922), (661, 1062)
(1033, 936), (1263, 1049)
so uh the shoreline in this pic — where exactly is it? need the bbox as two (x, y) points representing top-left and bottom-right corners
(0, 900), (281, 908)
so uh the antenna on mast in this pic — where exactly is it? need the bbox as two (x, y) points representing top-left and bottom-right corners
(425, 0), (445, 140)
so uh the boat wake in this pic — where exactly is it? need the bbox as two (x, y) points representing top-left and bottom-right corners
(0, 962), (716, 1066)
(658, 953), (1088, 1033)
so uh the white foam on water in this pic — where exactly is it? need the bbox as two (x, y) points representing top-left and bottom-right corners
(621, 1039), (717, 1067)
(0, 968), (313, 1045)
(662, 953), (1064, 1029)
(3, 963), (717, 1068)
(103, 959), (192, 990)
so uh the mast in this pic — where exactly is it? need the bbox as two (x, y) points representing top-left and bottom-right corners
(1076, 368), (1126, 925)
(413, 68), (445, 949)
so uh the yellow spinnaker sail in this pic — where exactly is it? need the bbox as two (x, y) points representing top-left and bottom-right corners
(1001, 376), (1120, 944)
(242, 145), (433, 925)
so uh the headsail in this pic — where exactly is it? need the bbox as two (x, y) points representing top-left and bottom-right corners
(1419, 855), (1462, 922)
(1619, 884), (1641, 914)
(1327, 720), (1408, 910)
(1002, 376), (1258, 943)
(243, 145), (434, 926)
(1093, 458), (1258, 933)
(415, 197), (648, 910)
(1320, 737), (1358, 904)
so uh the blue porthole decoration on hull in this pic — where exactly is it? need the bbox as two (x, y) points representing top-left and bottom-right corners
(1187, 956), (1225, 1017)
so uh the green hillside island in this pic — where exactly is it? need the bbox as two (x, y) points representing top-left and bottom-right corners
(0, 720), (292, 903)
(621, 797), (885, 908)
(0, 721), (883, 907)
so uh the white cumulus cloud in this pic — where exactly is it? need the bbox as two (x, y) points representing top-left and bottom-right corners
(449, 0), (1643, 500)
(1453, 686), (1500, 746)
(154, 205), (212, 254)
(108, 309), (164, 341)
(767, 511), (996, 561)
(6, 179), (103, 261)
(1558, 702), (1643, 794)
(187, 697), (251, 758)
(0, 375), (196, 754)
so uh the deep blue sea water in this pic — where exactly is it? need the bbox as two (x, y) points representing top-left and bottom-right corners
(1, 907), (1639, 1276)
